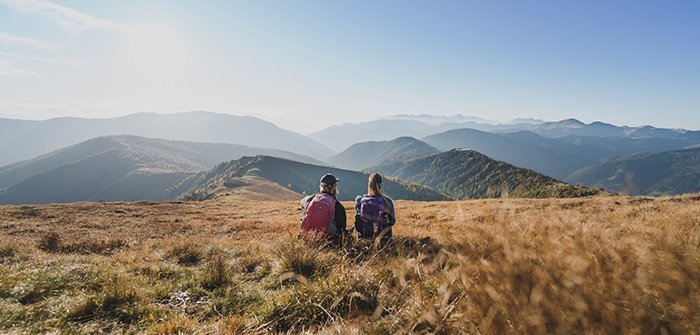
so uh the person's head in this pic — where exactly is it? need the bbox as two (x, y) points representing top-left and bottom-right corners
(319, 173), (339, 195)
(368, 173), (383, 197)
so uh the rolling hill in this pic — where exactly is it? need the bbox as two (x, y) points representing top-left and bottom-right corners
(327, 137), (439, 171)
(565, 147), (700, 195)
(0, 111), (334, 166)
(373, 149), (599, 199)
(0, 135), (322, 204)
(182, 155), (448, 202)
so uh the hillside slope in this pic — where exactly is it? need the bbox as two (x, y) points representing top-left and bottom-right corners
(373, 149), (599, 199)
(327, 137), (439, 171)
(182, 155), (448, 201)
(0, 149), (201, 204)
(0, 136), (322, 205)
(422, 128), (594, 179)
(1, 195), (697, 334)
(0, 111), (334, 165)
(565, 147), (700, 195)
(0, 135), (322, 190)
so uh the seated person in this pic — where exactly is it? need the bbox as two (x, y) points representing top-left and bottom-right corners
(354, 173), (396, 241)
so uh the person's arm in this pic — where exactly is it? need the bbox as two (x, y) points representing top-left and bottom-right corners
(335, 202), (347, 234)
(386, 198), (396, 226)
(300, 195), (313, 209)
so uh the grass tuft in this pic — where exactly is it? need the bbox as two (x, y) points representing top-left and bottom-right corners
(38, 232), (62, 253)
(276, 236), (336, 278)
(0, 245), (16, 259)
(37, 232), (127, 254)
(168, 241), (203, 266)
(201, 252), (231, 290)
(262, 266), (380, 331)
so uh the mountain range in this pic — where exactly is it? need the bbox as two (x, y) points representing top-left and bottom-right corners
(0, 111), (334, 166)
(372, 149), (599, 199)
(0, 112), (699, 202)
(0, 135), (321, 204)
(565, 147), (700, 195)
(310, 117), (700, 152)
(422, 128), (700, 179)
(327, 137), (439, 171)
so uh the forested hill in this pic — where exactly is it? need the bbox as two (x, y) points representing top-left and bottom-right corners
(566, 147), (700, 195)
(328, 137), (439, 171)
(373, 149), (600, 199)
(182, 155), (448, 201)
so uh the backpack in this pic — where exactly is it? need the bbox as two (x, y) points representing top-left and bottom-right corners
(359, 195), (385, 222)
(356, 195), (390, 238)
(301, 193), (337, 237)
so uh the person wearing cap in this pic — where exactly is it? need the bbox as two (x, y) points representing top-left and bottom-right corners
(354, 173), (396, 241)
(299, 173), (347, 244)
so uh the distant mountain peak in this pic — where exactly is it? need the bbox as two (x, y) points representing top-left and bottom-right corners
(554, 118), (586, 127)
(328, 136), (439, 171)
(387, 113), (499, 125)
(508, 118), (546, 125)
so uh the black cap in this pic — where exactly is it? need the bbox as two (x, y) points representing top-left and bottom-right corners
(320, 173), (339, 185)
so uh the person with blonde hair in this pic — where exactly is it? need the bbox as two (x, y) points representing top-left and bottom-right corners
(354, 173), (396, 241)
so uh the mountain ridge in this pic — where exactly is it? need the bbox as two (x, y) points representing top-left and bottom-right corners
(373, 149), (600, 199)
(565, 147), (700, 195)
(327, 136), (439, 171)
(182, 155), (449, 202)
(0, 135), (324, 205)
(0, 111), (335, 166)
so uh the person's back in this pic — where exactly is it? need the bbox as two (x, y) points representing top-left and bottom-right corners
(354, 173), (396, 240)
(299, 173), (347, 244)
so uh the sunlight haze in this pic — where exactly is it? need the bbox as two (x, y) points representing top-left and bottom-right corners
(0, 0), (698, 133)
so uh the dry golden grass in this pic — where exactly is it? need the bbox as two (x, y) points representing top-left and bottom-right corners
(0, 194), (698, 334)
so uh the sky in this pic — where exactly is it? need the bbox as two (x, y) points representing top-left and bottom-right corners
(0, 0), (698, 133)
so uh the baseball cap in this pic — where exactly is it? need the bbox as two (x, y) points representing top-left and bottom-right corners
(320, 173), (339, 185)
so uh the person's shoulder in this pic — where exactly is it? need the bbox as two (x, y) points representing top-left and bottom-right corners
(386, 196), (395, 206)
(354, 195), (364, 202)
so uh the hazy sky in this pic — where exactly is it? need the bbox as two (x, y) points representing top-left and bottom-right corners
(0, 0), (698, 133)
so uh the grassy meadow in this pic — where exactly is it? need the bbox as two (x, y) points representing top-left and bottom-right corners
(0, 195), (698, 334)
